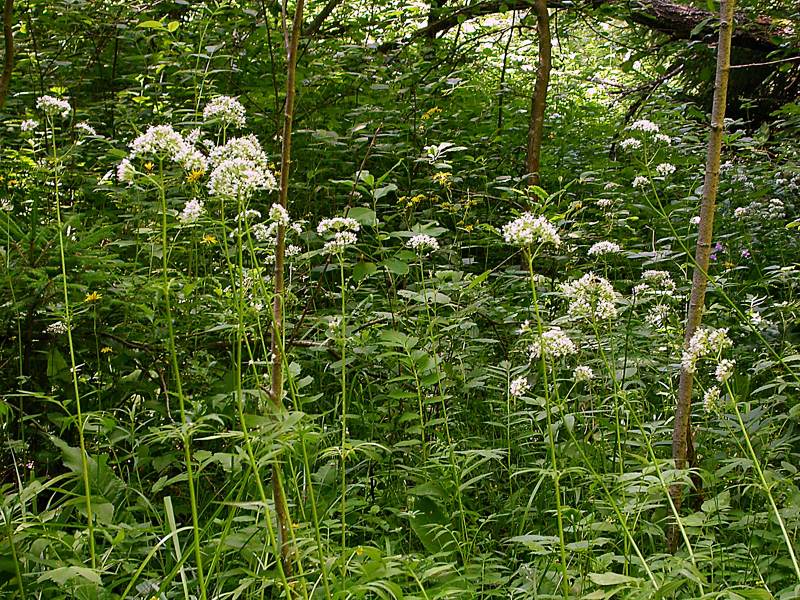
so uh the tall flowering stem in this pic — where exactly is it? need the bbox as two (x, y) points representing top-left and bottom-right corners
(670, 0), (735, 552)
(525, 249), (569, 598)
(157, 161), (207, 599)
(46, 111), (97, 571)
(270, 0), (306, 577)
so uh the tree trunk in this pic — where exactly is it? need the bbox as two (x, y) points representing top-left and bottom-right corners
(525, 0), (551, 186)
(271, 0), (306, 578)
(669, 0), (735, 553)
(0, 0), (13, 109)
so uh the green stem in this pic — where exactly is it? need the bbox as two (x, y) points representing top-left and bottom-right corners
(526, 250), (569, 598)
(158, 161), (206, 599)
(50, 115), (96, 570)
(729, 388), (800, 581)
(339, 256), (348, 583)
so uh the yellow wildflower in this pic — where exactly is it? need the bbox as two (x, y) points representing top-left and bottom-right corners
(432, 171), (452, 188)
(201, 233), (217, 245)
(84, 291), (102, 303)
(144, 162), (154, 173)
(100, 346), (113, 354)
(186, 168), (204, 183)
(421, 107), (442, 121)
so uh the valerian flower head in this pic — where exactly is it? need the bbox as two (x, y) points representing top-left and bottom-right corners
(632, 176), (649, 188)
(318, 215), (360, 255)
(175, 146), (208, 174)
(206, 136), (276, 198)
(117, 158), (137, 185)
(269, 203), (291, 227)
(656, 163), (676, 176)
(588, 241), (621, 256)
(655, 133), (672, 145)
(36, 95), (71, 118)
(509, 376), (530, 398)
(502, 213), (561, 247)
(130, 124), (187, 161)
(209, 135), (269, 168)
(703, 386), (721, 412)
(322, 231), (358, 255)
(407, 234), (439, 253)
(203, 96), (247, 128)
(46, 321), (68, 335)
(630, 119), (659, 134)
(633, 270), (676, 300)
(20, 119), (39, 132)
(620, 138), (642, 151)
(681, 327), (732, 374)
(561, 273), (617, 322)
(529, 327), (577, 361)
(208, 158), (277, 199)
(596, 197), (614, 209)
(317, 217), (360, 236)
(179, 199), (204, 223)
(644, 305), (670, 329)
(715, 358), (736, 383)
(75, 122), (97, 137)
(574, 365), (594, 382)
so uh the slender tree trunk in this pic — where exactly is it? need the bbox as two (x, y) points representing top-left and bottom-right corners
(0, 0), (13, 109)
(271, 0), (306, 577)
(525, 0), (551, 186)
(669, 0), (735, 553)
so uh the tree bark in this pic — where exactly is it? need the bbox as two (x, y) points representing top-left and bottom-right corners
(668, 0), (735, 554)
(413, 0), (792, 55)
(525, 0), (551, 185)
(0, 0), (13, 109)
(271, 0), (306, 578)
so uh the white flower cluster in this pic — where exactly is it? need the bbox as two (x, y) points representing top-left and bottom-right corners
(179, 198), (204, 223)
(407, 234), (439, 253)
(318, 215), (360, 255)
(561, 273), (617, 321)
(203, 96), (246, 128)
(36, 95), (71, 118)
(251, 204), (303, 246)
(655, 133), (672, 145)
(46, 321), (69, 335)
(620, 138), (642, 151)
(574, 365), (594, 382)
(630, 119), (659, 134)
(269, 203), (290, 227)
(130, 124), (187, 160)
(715, 358), (736, 383)
(323, 231), (358, 255)
(317, 217), (360, 236)
(509, 376), (530, 398)
(632, 176), (649, 188)
(703, 386), (721, 412)
(644, 305), (670, 329)
(20, 119), (39, 132)
(529, 327), (577, 360)
(734, 198), (785, 222)
(588, 241), (621, 256)
(117, 158), (136, 184)
(681, 327), (732, 374)
(656, 163), (676, 176)
(208, 136), (276, 199)
(633, 270), (676, 299)
(502, 213), (561, 247)
(75, 122), (97, 137)
(596, 197), (614, 209)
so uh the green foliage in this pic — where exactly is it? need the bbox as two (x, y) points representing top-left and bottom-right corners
(1, 1), (800, 599)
